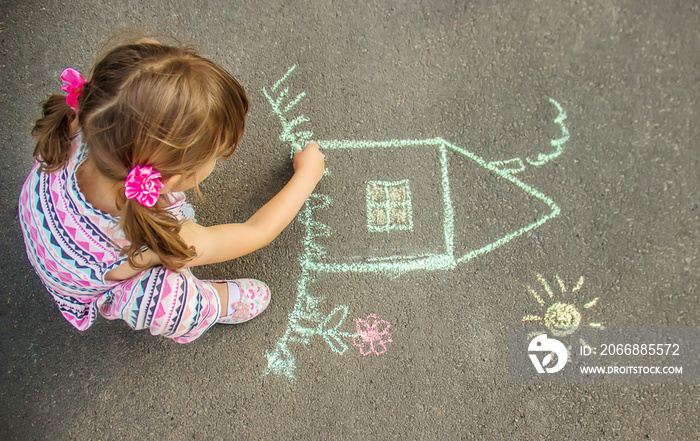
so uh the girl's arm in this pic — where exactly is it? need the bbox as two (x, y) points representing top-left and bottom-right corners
(104, 249), (161, 281)
(181, 142), (325, 267)
(104, 143), (324, 281)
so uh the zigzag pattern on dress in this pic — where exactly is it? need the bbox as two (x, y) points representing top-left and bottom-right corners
(18, 139), (221, 342)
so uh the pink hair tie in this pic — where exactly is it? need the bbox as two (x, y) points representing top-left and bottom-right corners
(124, 166), (164, 208)
(60, 68), (87, 113)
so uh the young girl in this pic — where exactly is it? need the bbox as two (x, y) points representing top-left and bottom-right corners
(18, 38), (324, 343)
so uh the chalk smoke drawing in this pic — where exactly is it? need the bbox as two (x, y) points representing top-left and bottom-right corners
(263, 66), (570, 380)
(522, 274), (602, 359)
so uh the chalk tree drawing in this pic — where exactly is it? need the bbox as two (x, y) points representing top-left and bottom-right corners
(263, 66), (570, 380)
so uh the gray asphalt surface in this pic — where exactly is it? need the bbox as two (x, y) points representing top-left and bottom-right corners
(1, 1), (698, 439)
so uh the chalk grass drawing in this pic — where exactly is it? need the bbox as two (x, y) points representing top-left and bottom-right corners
(263, 66), (571, 380)
(522, 274), (602, 358)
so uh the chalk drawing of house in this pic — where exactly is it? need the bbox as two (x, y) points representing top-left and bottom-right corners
(307, 138), (560, 276)
(262, 66), (568, 380)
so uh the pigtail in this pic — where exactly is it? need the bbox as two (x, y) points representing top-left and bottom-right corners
(31, 94), (77, 172)
(120, 196), (196, 271)
(77, 39), (249, 270)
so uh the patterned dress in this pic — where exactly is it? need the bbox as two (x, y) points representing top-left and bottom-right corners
(18, 138), (221, 343)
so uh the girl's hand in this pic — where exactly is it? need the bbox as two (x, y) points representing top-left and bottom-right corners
(178, 143), (326, 267)
(293, 142), (325, 183)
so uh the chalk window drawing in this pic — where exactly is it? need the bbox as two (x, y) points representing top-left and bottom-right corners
(366, 180), (413, 233)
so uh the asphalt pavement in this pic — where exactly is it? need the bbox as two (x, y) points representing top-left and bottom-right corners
(1, 1), (698, 439)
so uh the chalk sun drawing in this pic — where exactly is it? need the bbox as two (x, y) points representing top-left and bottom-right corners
(522, 274), (603, 358)
(263, 66), (571, 380)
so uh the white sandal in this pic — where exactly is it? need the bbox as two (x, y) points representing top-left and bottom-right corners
(211, 279), (271, 324)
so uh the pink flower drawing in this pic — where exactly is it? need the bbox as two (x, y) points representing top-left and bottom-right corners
(352, 314), (393, 356)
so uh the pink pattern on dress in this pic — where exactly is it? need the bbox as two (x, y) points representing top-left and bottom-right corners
(352, 314), (393, 356)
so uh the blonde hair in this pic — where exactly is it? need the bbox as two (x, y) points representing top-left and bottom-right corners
(32, 38), (249, 270)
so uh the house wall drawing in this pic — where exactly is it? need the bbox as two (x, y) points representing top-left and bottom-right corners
(262, 66), (570, 380)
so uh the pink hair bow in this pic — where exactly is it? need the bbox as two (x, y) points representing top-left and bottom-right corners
(60, 68), (87, 113)
(124, 166), (164, 208)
